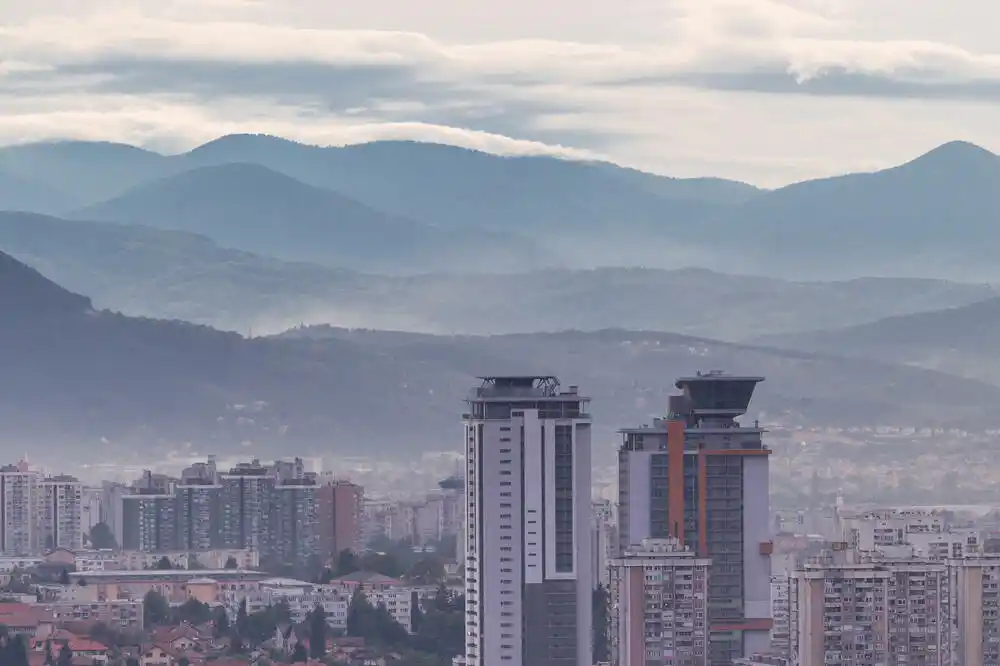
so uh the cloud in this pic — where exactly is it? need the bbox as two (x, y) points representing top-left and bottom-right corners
(4, 0), (1000, 185)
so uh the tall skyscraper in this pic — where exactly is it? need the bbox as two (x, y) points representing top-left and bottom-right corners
(464, 376), (592, 666)
(121, 491), (178, 552)
(37, 474), (83, 551)
(617, 372), (771, 666)
(949, 554), (1000, 666)
(175, 479), (222, 552)
(609, 537), (711, 666)
(318, 480), (364, 557)
(0, 465), (37, 556)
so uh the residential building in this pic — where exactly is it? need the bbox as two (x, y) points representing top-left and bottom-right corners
(37, 475), (83, 552)
(617, 373), (771, 666)
(0, 465), (37, 556)
(838, 507), (980, 560)
(949, 554), (1000, 666)
(99, 482), (128, 546)
(122, 492), (178, 553)
(464, 376), (593, 666)
(318, 480), (363, 557)
(40, 599), (144, 631)
(219, 461), (274, 552)
(608, 537), (711, 666)
(272, 478), (319, 567)
(175, 479), (222, 551)
(790, 545), (952, 666)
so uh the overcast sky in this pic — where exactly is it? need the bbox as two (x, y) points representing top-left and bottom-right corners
(3, 0), (1000, 185)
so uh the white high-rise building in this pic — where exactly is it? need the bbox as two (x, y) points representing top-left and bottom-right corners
(609, 537), (711, 666)
(37, 475), (83, 551)
(0, 465), (38, 556)
(464, 376), (592, 666)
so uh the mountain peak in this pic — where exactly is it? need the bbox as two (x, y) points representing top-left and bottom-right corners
(0, 248), (92, 316)
(905, 140), (997, 169)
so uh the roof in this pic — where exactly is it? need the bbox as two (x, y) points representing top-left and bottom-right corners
(67, 568), (265, 580)
(66, 637), (108, 652)
(330, 571), (402, 585)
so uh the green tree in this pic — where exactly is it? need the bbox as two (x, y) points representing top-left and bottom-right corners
(154, 556), (173, 570)
(7, 635), (29, 666)
(89, 522), (118, 550)
(57, 644), (72, 666)
(173, 598), (211, 625)
(406, 557), (445, 585)
(213, 606), (230, 637)
(142, 590), (170, 627)
(334, 549), (360, 577)
(346, 588), (376, 639)
(291, 642), (308, 662)
(58, 569), (69, 586)
(178, 659), (190, 666)
(410, 591), (424, 634)
(224, 556), (239, 569)
(361, 552), (403, 578)
(236, 598), (249, 638)
(373, 603), (408, 646)
(592, 584), (610, 663)
(309, 603), (327, 658)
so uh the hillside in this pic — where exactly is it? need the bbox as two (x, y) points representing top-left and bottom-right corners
(1, 212), (994, 337)
(710, 141), (1000, 278)
(0, 168), (79, 214)
(758, 297), (1000, 384)
(4, 250), (1000, 464)
(71, 164), (553, 273)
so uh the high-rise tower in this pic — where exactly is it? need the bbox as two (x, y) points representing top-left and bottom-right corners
(464, 376), (592, 666)
(617, 372), (771, 666)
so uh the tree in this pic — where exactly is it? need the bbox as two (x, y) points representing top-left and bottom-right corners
(309, 603), (327, 658)
(224, 556), (239, 569)
(57, 644), (73, 666)
(173, 598), (211, 626)
(346, 588), (376, 639)
(361, 551), (403, 578)
(142, 590), (170, 627)
(592, 584), (610, 663)
(89, 522), (118, 550)
(291, 642), (308, 662)
(178, 659), (190, 666)
(229, 632), (244, 654)
(406, 557), (445, 585)
(43, 639), (54, 666)
(236, 598), (249, 637)
(213, 606), (230, 637)
(334, 549), (360, 577)
(410, 591), (424, 634)
(58, 569), (69, 586)
(155, 556), (173, 570)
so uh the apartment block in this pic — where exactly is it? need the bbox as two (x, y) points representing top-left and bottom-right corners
(609, 537), (711, 666)
(175, 479), (222, 551)
(318, 480), (363, 557)
(121, 492), (178, 553)
(618, 372), (771, 666)
(949, 554), (1000, 666)
(791, 546), (952, 666)
(272, 478), (319, 567)
(0, 465), (37, 556)
(37, 475), (83, 552)
(219, 461), (275, 552)
(839, 508), (980, 560)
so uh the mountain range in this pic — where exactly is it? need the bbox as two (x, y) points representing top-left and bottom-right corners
(3, 135), (1000, 279)
(3, 248), (1000, 464)
(0, 211), (994, 338)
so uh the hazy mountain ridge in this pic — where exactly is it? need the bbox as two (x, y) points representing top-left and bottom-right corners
(71, 163), (555, 273)
(756, 296), (1000, 384)
(1, 211), (995, 338)
(2, 247), (1000, 462)
(4, 134), (1000, 278)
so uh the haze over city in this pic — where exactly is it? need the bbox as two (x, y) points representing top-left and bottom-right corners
(3, 2), (1000, 666)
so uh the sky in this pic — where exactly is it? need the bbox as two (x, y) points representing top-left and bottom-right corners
(3, 0), (1000, 186)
